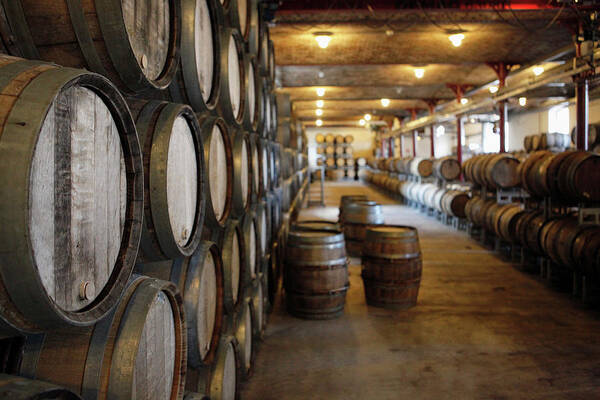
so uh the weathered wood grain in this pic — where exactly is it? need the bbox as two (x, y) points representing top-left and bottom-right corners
(198, 249), (217, 359)
(227, 33), (242, 119)
(195, 0), (215, 102)
(209, 124), (228, 221)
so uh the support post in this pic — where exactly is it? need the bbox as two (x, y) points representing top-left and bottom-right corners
(399, 135), (404, 157)
(388, 137), (394, 158)
(486, 62), (513, 153)
(457, 116), (463, 166)
(412, 130), (417, 157)
(424, 100), (439, 158)
(575, 37), (590, 150)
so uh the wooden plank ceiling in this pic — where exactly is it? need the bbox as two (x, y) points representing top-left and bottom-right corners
(271, 2), (577, 127)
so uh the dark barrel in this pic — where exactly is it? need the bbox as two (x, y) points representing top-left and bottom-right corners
(361, 226), (422, 309)
(284, 230), (349, 320)
(342, 201), (384, 256)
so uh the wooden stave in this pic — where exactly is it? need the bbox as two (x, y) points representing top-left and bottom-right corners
(342, 201), (384, 225)
(254, 200), (272, 261)
(222, 220), (247, 314)
(241, 55), (261, 133)
(557, 151), (600, 203)
(363, 226), (420, 260)
(217, 27), (246, 128)
(523, 214), (549, 255)
(0, 0), (182, 95)
(361, 256), (422, 310)
(18, 275), (186, 400)
(199, 116), (234, 229)
(233, 295), (255, 380)
(433, 156), (461, 181)
(497, 205), (525, 242)
(542, 150), (575, 198)
(249, 133), (263, 201)
(241, 211), (261, 283)
(244, 0), (260, 56)
(545, 217), (580, 267)
(231, 131), (252, 218)
(0, 57), (143, 335)
(257, 17), (270, 77)
(250, 274), (266, 340)
(571, 226), (600, 278)
(169, 0), (223, 114)
(0, 374), (82, 399)
(267, 39), (276, 83)
(130, 100), (206, 262)
(519, 150), (552, 196)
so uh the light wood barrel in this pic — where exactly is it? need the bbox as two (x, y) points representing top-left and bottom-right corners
(188, 335), (239, 400)
(316, 134), (325, 143)
(258, 139), (271, 193)
(255, 200), (272, 260)
(0, 375), (82, 399)
(129, 100), (205, 262)
(342, 201), (385, 256)
(0, 56), (143, 337)
(18, 276), (186, 400)
(251, 275), (266, 339)
(475, 153), (521, 189)
(234, 296), (254, 379)
(0, 0), (181, 94)
(344, 135), (354, 144)
(497, 205), (526, 242)
(440, 190), (469, 218)
(218, 28), (246, 127)
(361, 226), (422, 309)
(222, 220), (246, 313)
(433, 156), (461, 181)
(325, 134), (335, 144)
(521, 213), (548, 255)
(231, 132), (252, 217)
(409, 157), (433, 177)
(199, 117), (234, 228)
(339, 195), (368, 223)
(284, 230), (349, 320)
(170, 0), (221, 113)
(250, 134), (262, 199)
(242, 211), (260, 281)
(292, 220), (341, 232)
(243, 56), (262, 132)
(557, 151), (600, 203)
(267, 39), (276, 83)
(524, 136), (533, 152)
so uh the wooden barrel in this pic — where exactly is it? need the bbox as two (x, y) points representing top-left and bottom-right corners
(250, 134), (262, 199)
(339, 195), (369, 223)
(284, 230), (349, 320)
(408, 157), (433, 177)
(243, 56), (262, 132)
(135, 242), (225, 369)
(344, 135), (354, 144)
(521, 150), (553, 197)
(326, 169), (345, 181)
(531, 134), (541, 151)
(336, 158), (346, 167)
(464, 196), (481, 224)
(258, 139), (271, 192)
(222, 220), (246, 313)
(0, 0), (181, 94)
(572, 226), (600, 278)
(0, 56), (143, 337)
(293, 220), (341, 232)
(199, 117), (233, 228)
(570, 125), (599, 149)
(267, 39), (276, 83)
(316, 134), (325, 144)
(233, 296), (254, 379)
(218, 28), (246, 127)
(249, 274), (266, 340)
(540, 217), (579, 267)
(244, 0), (260, 55)
(169, 0), (221, 112)
(129, 100), (205, 262)
(342, 201), (385, 256)
(188, 335), (239, 400)
(524, 136), (533, 152)
(496, 205), (525, 242)
(522, 213), (548, 255)
(482, 154), (521, 189)
(361, 226), (422, 309)
(17, 275), (186, 399)
(325, 134), (335, 144)
(231, 132), (252, 217)
(242, 211), (260, 281)
(0, 374), (82, 399)
(556, 151), (600, 202)
(440, 191), (469, 218)
(255, 200), (271, 261)
(433, 156), (461, 181)
(483, 203), (504, 232)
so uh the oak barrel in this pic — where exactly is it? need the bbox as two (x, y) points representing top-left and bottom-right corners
(338, 195), (369, 223)
(222, 219), (246, 313)
(0, 374), (81, 399)
(199, 116), (233, 228)
(129, 100), (205, 262)
(361, 226), (422, 309)
(572, 226), (600, 278)
(231, 132), (252, 217)
(169, 0), (221, 113)
(433, 156), (461, 181)
(293, 220), (341, 232)
(0, 0), (181, 94)
(285, 230), (349, 320)
(556, 151), (600, 202)
(409, 157), (433, 177)
(218, 28), (246, 127)
(440, 190), (470, 218)
(251, 275), (266, 339)
(0, 56), (143, 336)
(233, 296), (254, 379)
(243, 56), (262, 132)
(342, 200), (384, 256)
(242, 211), (260, 281)
(18, 275), (186, 400)
(482, 154), (521, 189)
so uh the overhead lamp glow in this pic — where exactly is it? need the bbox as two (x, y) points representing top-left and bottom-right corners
(359, 119), (366, 126)
(313, 32), (332, 49)
(316, 119), (323, 126)
(533, 66), (544, 76)
(448, 33), (465, 47)
(519, 97), (527, 106)
(435, 125), (445, 137)
(414, 68), (425, 79)
(316, 88), (325, 97)
(381, 98), (391, 107)
(460, 98), (469, 105)
(316, 109), (323, 116)
(316, 100), (324, 108)
(489, 86), (499, 94)
(364, 113), (372, 121)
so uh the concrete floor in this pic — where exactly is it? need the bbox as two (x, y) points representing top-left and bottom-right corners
(241, 181), (600, 400)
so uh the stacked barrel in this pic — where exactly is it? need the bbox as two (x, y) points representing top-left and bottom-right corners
(523, 132), (571, 153)
(315, 134), (355, 180)
(0, 1), (301, 399)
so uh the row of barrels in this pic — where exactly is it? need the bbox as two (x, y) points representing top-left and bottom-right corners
(465, 199), (600, 278)
(316, 134), (354, 144)
(523, 132), (571, 153)
(365, 173), (469, 219)
(277, 116), (307, 152)
(517, 150), (600, 203)
(462, 153), (522, 189)
(570, 125), (600, 152)
(318, 157), (356, 167)
(317, 145), (354, 157)
(368, 156), (461, 181)
(0, 0), (278, 139)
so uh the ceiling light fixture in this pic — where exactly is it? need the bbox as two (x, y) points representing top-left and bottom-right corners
(448, 33), (465, 47)
(316, 88), (325, 97)
(532, 66), (544, 76)
(313, 32), (333, 49)
(316, 109), (323, 116)
(381, 98), (390, 107)
(359, 119), (366, 126)
(414, 68), (425, 79)
(519, 97), (527, 106)
(364, 113), (372, 121)
(316, 119), (323, 126)
(489, 86), (499, 94)
(316, 100), (324, 108)
(460, 98), (468, 105)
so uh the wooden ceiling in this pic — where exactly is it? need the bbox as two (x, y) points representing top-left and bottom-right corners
(271, 3), (579, 127)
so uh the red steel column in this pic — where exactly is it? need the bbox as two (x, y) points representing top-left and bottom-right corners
(576, 78), (589, 150)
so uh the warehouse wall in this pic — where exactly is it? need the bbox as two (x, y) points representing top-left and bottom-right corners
(306, 127), (374, 167)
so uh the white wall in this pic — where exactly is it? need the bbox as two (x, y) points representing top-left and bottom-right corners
(306, 127), (375, 167)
